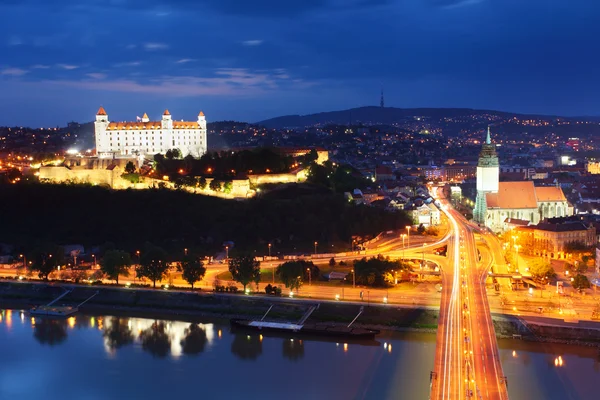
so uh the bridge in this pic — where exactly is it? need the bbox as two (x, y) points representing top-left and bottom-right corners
(429, 192), (509, 400)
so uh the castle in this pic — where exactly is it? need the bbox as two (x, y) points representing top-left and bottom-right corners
(473, 127), (573, 232)
(94, 107), (207, 158)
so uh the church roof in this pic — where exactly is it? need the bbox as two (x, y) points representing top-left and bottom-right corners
(163, 109), (171, 116)
(486, 181), (538, 209)
(97, 106), (107, 115)
(534, 186), (566, 202)
(198, 111), (205, 117)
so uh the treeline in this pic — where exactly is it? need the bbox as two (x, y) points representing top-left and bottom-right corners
(153, 147), (307, 179)
(0, 183), (411, 255)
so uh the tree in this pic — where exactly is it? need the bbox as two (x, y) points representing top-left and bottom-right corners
(103, 317), (134, 350)
(28, 245), (65, 280)
(228, 254), (260, 291)
(352, 256), (406, 287)
(100, 250), (131, 284)
(329, 257), (336, 267)
(137, 244), (169, 288)
(139, 321), (171, 358)
(125, 161), (136, 174)
(223, 180), (233, 194)
(209, 179), (222, 192)
(198, 176), (207, 190)
(180, 323), (207, 355)
(179, 256), (206, 289)
(572, 274), (591, 290)
(276, 260), (317, 293)
(529, 259), (556, 283)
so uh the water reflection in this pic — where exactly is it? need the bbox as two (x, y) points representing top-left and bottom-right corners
(231, 333), (262, 360)
(33, 318), (68, 346)
(282, 338), (304, 361)
(180, 323), (207, 355)
(139, 321), (172, 358)
(103, 317), (134, 350)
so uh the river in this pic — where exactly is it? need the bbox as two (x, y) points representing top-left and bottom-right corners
(0, 309), (598, 399)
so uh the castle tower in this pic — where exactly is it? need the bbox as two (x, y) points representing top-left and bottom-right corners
(473, 127), (499, 224)
(94, 107), (109, 156)
(161, 109), (172, 129)
(197, 111), (206, 128)
(141, 113), (149, 123)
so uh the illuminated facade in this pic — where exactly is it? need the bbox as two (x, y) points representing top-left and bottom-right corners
(94, 107), (207, 159)
(473, 128), (573, 231)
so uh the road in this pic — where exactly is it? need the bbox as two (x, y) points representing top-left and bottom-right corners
(430, 190), (509, 400)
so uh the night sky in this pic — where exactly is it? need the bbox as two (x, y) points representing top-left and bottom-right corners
(1, 0), (599, 126)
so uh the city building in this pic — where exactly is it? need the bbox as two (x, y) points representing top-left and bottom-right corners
(516, 222), (595, 259)
(94, 107), (207, 159)
(587, 161), (600, 175)
(473, 127), (573, 232)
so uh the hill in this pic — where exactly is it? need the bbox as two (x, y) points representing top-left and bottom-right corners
(256, 106), (560, 129)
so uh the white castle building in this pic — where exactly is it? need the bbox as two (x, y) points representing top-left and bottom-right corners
(94, 107), (207, 158)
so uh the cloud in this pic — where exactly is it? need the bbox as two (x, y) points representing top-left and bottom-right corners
(43, 68), (310, 96)
(31, 64), (51, 69)
(176, 58), (195, 64)
(242, 40), (264, 46)
(86, 73), (106, 79)
(7, 36), (23, 46)
(144, 42), (169, 51)
(57, 64), (79, 70)
(114, 61), (142, 67)
(1, 68), (28, 76)
(427, 0), (484, 8)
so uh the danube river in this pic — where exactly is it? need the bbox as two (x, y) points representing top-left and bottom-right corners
(0, 309), (598, 399)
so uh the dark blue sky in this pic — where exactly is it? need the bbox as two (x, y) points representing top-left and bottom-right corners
(1, 0), (599, 126)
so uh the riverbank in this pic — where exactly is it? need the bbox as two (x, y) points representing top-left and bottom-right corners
(2, 281), (600, 345)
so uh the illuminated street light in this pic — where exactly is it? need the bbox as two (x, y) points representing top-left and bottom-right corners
(314, 241), (318, 255)
(225, 246), (229, 260)
(406, 226), (411, 247)
(268, 243), (272, 257)
(306, 267), (312, 286)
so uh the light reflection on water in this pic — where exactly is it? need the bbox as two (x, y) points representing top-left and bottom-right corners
(0, 309), (599, 399)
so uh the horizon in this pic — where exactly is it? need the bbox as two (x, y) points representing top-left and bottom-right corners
(2, 1), (600, 126)
(3, 104), (600, 129)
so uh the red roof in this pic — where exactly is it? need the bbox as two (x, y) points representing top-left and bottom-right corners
(486, 181), (538, 209)
(163, 109), (171, 116)
(535, 186), (566, 202)
(97, 106), (107, 115)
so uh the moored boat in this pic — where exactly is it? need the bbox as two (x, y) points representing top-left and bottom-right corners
(231, 318), (379, 339)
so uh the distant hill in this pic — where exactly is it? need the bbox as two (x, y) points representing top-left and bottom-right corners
(256, 106), (561, 129)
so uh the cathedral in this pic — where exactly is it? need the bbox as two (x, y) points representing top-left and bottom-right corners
(94, 107), (208, 158)
(473, 128), (572, 232)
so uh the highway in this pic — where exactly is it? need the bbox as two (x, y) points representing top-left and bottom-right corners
(430, 190), (509, 400)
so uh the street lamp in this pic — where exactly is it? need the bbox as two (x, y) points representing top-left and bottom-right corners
(514, 244), (521, 271)
(184, 248), (188, 256)
(314, 241), (318, 255)
(225, 246), (229, 260)
(92, 254), (96, 269)
(351, 269), (356, 288)
(406, 226), (411, 248)
(268, 243), (272, 257)
(19, 254), (26, 269)
(307, 268), (311, 286)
